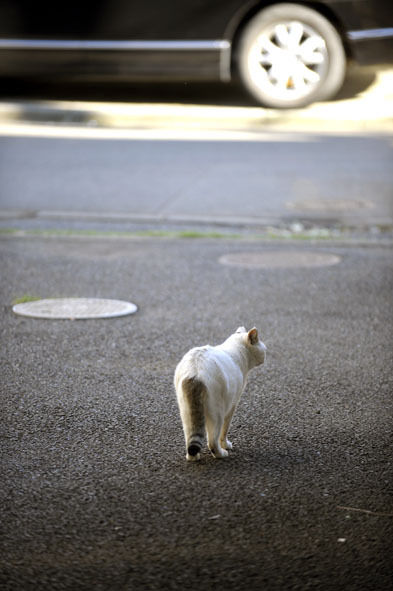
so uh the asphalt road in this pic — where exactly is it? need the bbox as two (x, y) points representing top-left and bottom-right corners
(1, 68), (392, 589)
(1, 234), (392, 590)
(0, 133), (392, 230)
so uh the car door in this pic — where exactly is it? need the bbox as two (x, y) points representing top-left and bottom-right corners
(0, 0), (244, 79)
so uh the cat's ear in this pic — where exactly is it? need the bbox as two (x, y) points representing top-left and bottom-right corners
(248, 327), (259, 345)
(236, 326), (246, 333)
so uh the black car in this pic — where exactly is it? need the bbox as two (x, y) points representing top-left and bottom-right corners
(0, 1), (392, 108)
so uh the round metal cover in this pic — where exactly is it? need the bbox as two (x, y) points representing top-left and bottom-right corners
(219, 251), (341, 269)
(12, 298), (138, 319)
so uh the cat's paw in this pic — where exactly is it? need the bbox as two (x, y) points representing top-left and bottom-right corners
(212, 448), (229, 459)
(220, 439), (233, 450)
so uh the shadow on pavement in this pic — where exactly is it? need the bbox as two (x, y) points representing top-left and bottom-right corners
(0, 65), (378, 107)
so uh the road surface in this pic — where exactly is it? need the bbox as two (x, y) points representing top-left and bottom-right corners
(1, 234), (392, 590)
(1, 72), (392, 590)
(0, 132), (392, 231)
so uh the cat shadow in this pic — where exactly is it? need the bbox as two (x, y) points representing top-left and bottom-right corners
(183, 440), (316, 481)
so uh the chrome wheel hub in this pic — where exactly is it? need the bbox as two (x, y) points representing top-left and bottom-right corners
(248, 21), (328, 102)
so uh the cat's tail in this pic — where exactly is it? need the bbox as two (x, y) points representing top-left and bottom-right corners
(181, 376), (206, 458)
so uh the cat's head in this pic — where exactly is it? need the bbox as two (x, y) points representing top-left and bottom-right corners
(236, 326), (267, 367)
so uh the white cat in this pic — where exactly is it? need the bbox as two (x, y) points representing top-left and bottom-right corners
(174, 327), (266, 461)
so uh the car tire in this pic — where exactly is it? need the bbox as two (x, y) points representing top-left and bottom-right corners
(236, 3), (346, 108)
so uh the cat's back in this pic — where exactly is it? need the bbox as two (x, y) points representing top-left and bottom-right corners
(175, 343), (238, 386)
(177, 344), (213, 371)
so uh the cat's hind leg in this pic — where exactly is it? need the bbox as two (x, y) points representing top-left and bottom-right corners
(206, 414), (228, 459)
(220, 407), (236, 451)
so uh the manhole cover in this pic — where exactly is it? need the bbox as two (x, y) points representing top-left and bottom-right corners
(286, 199), (373, 212)
(12, 298), (138, 319)
(219, 251), (341, 269)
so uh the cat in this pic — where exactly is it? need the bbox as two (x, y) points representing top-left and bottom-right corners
(174, 327), (266, 461)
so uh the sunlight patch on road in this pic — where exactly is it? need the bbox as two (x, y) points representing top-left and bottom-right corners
(0, 123), (317, 142)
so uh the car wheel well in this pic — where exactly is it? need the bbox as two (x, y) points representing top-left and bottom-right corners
(229, 0), (351, 76)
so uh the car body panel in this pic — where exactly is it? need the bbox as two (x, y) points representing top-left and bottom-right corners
(0, 1), (392, 81)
